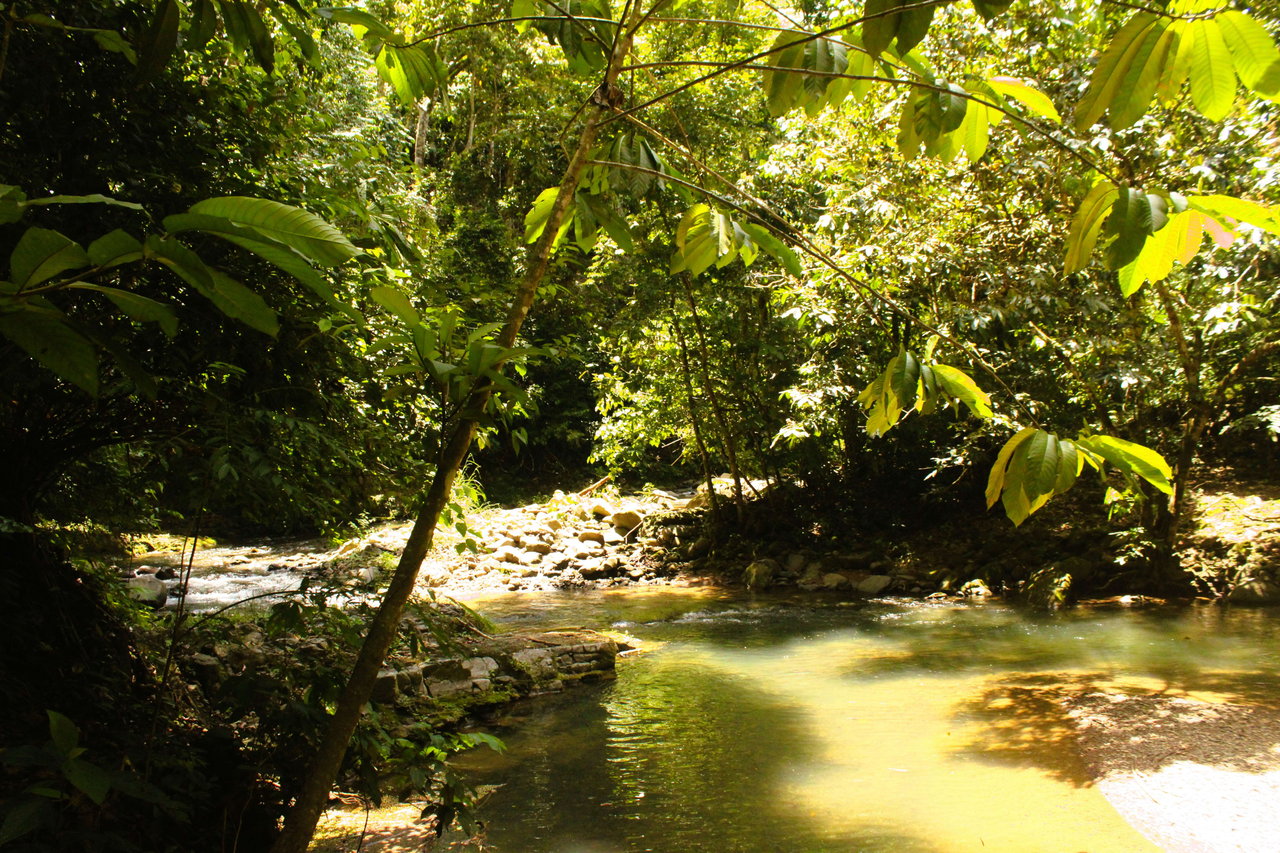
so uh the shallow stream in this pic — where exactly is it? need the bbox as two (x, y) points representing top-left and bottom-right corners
(451, 589), (1280, 852)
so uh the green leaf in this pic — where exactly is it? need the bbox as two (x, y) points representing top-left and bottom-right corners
(87, 230), (144, 269)
(188, 0), (219, 48)
(671, 205), (739, 277)
(187, 197), (358, 266)
(376, 43), (449, 106)
(147, 236), (278, 335)
(524, 187), (562, 243)
(165, 212), (340, 305)
(1103, 186), (1154, 270)
(762, 29), (810, 117)
(1076, 434), (1174, 494)
(1118, 209), (1209, 296)
(1075, 13), (1162, 131)
(0, 799), (50, 846)
(62, 759), (111, 805)
(895, 3), (936, 54)
(987, 76), (1061, 122)
(71, 285), (178, 337)
(371, 285), (419, 326)
(740, 223), (803, 278)
(1216, 11), (1280, 98)
(862, 0), (900, 58)
(972, 0), (1011, 19)
(0, 307), (99, 395)
(1187, 18), (1236, 121)
(930, 363), (993, 418)
(1112, 21), (1178, 129)
(986, 426), (1037, 509)
(48, 711), (79, 755)
(9, 228), (90, 288)
(137, 0), (181, 79)
(21, 193), (144, 212)
(0, 185), (27, 224)
(1064, 181), (1120, 274)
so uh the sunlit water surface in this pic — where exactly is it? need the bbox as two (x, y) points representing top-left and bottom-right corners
(450, 590), (1280, 852)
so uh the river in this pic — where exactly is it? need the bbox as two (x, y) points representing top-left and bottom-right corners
(447, 589), (1280, 852)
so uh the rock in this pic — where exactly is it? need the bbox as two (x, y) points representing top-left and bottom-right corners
(335, 538), (361, 557)
(822, 572), (850, 590)
(421, 567), (451, 587)
(856, 574), (893, 596)
(519, 551), (544, 566)
(577, 529), (606, 544)
(590, 501), (616, 519)
(493, 545), (523, 564)
(573, 540), (605, 559)
(524, 540), (553, 555)
(743, 558), (779, 590)
(960, 579), (993, 597)
(127, 576), (168, 608)
(611, 509), (643, 530)
(1229, 579), (1280, 605)
(544, 552), (571, 571)
(578, 559), (610, 579)
(153, 567), (178, 581)
(546, 518), (564, 532)
(786, 553), (808, 573)
(602, 527), (625, 545)
(686, 536), (712, 559)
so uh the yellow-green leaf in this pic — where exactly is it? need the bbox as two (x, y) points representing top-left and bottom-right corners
(1187, 18), (1236, 121)
(1064, 181), (1120, 274)
(1076, 13), (1163, 131)
(987, 76), (1060, 122)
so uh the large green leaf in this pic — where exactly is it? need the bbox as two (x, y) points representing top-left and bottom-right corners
(931, 363), (993, 418)
(137, 0), (181, 79)
(0, 306), (99, 395)
(371, 285), (420, 326)
(71, 284), (178, 337)
(87, 230), (144, 269)
(1075, 12), (1162, 131)
(1103, 187), (1154, 270)
(1217, 11), (1280, 97)
(164, 213), (339, 305)
(147, 236), (278, 335)
(1108, 21), (1177, 129)
(987, 76), (1060, 122)
(671, 205), (740, 277)
(1064, 182), (1120, 274)
(187, 197), (358, 266)
(9, 228), (89, 288)
(1076, 434), (1174, 494)
(1187, 18), (1236, 120)
(986, 426), (1038, 510)
(740, 223), (802, 278)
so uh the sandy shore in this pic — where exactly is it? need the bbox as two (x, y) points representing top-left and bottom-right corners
(1063, 693), (1280, 852)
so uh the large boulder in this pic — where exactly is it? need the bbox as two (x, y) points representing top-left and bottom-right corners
(126, 576), (168, 609)
(743, 558), (779, 591)
(856, 574), (893, 596)
(1229, 578), (1280, 605)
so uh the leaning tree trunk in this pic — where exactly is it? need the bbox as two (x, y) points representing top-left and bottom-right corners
(268, 40), (632, 853)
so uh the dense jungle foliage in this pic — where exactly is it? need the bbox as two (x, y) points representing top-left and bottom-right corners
(1, 0), (1278, 849)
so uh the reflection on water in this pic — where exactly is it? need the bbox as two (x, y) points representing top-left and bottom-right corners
(453, 593), (1280, 852)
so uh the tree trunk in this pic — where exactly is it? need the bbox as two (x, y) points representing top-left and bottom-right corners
(671, 309), (718, 511)
(268, 45), (629, 853)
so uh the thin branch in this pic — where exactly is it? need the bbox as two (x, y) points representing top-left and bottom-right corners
(601, 0), (954, 128)
(406, 15), (617, 46)
(618, 58), (1117, 183)
(588, 157), (1032, 420)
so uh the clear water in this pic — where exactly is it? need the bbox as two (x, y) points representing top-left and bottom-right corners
(450, 590), (1280, 852)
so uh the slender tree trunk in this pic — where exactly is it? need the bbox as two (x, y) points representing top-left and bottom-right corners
(670, 308), (718, 511)
(680, 276), (745, 519)
(268, 38), (630, 853)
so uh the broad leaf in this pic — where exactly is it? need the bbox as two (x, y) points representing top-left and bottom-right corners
(987, 76), (1060, 122)
(1187, 18), (1235, 121)
(9, 228), (89, 288)
(1216, 11), (1280, 97)
(72, 284), (179, 337)
(1075, 13), (1162, 131)
(87, 230), (144, 269)
(371, 286), (420, 326)
(1076, 434), (1174, 494)
(188, 198), (358, 266)
(1064, 182), (1120, 274)
(0, 307), (99, 395)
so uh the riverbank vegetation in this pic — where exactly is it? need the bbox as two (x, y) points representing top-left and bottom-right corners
(2, 0), (1278, 849)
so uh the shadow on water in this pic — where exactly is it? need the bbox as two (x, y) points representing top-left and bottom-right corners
(456, 657), (937, 852)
